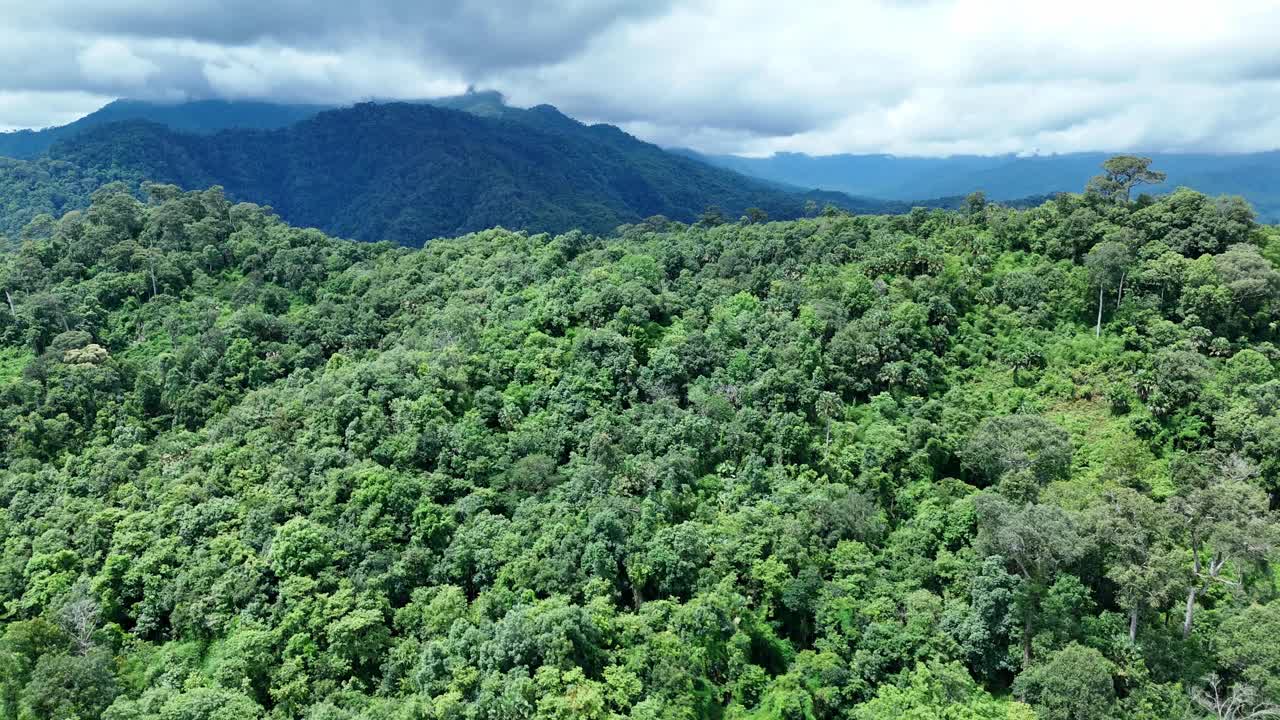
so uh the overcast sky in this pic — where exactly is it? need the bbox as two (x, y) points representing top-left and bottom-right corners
(2, 0), (1279, 157)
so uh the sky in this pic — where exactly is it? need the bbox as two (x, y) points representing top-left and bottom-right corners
(1, 0), (1279, 157)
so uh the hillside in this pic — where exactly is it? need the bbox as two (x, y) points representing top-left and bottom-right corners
(0, 157), (118, 242)
(1, 177), (1279, 719)
(690, 150), (1280, 222)
(0, 91), (545, 162)
(0, 102), (918, 244)
(0, 92), (523, 161)
(0, 99), (332, 160)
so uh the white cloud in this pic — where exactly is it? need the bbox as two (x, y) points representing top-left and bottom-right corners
(2, 0), (1279, 155)
(77, 39), (159, 87)
(490, 0), (1280, 155)
(0, 90), (112, 131)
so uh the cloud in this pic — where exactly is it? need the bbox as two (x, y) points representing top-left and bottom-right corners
(8, 1), (674, 76)
(0, 0), (1278, 156)
(0, 90), (113, 132)
(492, 0), (1280, 155)
(78, 39), (159, 87)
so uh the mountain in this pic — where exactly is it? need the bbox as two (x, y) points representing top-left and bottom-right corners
(0, 94), (1053, 244)
(2, 181), (1279, 719)
(674, 150), (1000, 198)
(0, 98), (333, 160)
(0, 91), (520, 161)
(7, 95), (1279, 233)
(686, 149), (1280, 222)
(3, 101), (926, 244)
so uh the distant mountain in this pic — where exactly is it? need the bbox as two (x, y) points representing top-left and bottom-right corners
(7, 102), (931, 244)
(0, 94), (1053, 243)
(684, 150), (1280, 222)
(8, 95), (1278, 227)
(0, 90), (644, 162)
(0, 99), (333, 159)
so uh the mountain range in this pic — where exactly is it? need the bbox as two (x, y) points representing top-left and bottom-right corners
(683, 149), (1280, 222)
(2, 93), (1275, 246)
(0, 99), (331, 160)
(0, 94), (959, 244)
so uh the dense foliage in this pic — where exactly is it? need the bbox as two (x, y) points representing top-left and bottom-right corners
(0, 159), (147, 245)
(1, 169), (1279, 720)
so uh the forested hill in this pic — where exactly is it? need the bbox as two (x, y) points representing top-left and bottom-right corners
(0, 102), (920, 245)
(0, 91), (544, 160)
(0, 99), (332, 160)
(2, 169), (1280, 719)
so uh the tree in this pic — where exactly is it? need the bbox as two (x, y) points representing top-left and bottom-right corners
(964, 191), (988, 219)
(0, 256), (17, 317)
(998, 337), (1046, 387)
(1013, 643), (1116, 720)
(1216, 244), (1280, 312)
(975, 494), (1086, 664)
(153, 687), (264, 720)
(1087, 155), (1166, 203)
(0, 619), (70, 720)
(941, 556), (1021, 682)
(697, 205), (726, 227)
(851, 661), (1012, 720)
(961, 415), (1073, 497)
(1084, 241), (1132, 336)
(1192, 674), (1280, 720)
(58, 583), (100, 655)
(815, 391), (842, 449)
(1220, 601), (1280, 704)
(1088, 488), (1177, 643)
(269, 517), (339, 579)
(1168, 454), (1276, 639)
(18, 648), (120, 720)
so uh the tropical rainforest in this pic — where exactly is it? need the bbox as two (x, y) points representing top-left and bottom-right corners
(0, 156), (1279, 720)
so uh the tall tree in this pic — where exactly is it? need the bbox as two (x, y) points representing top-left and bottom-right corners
(1087, 155), (1167, 203)
(1168, 454), (1276, 639)
(1088, 488), (1177, 643)
(1084, 241), (1132, 337)
(1192, 674), (1280, 720)
(975, 493), (1086, 664)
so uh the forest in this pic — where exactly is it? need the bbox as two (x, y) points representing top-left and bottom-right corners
(0, 158), (1279, 720)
